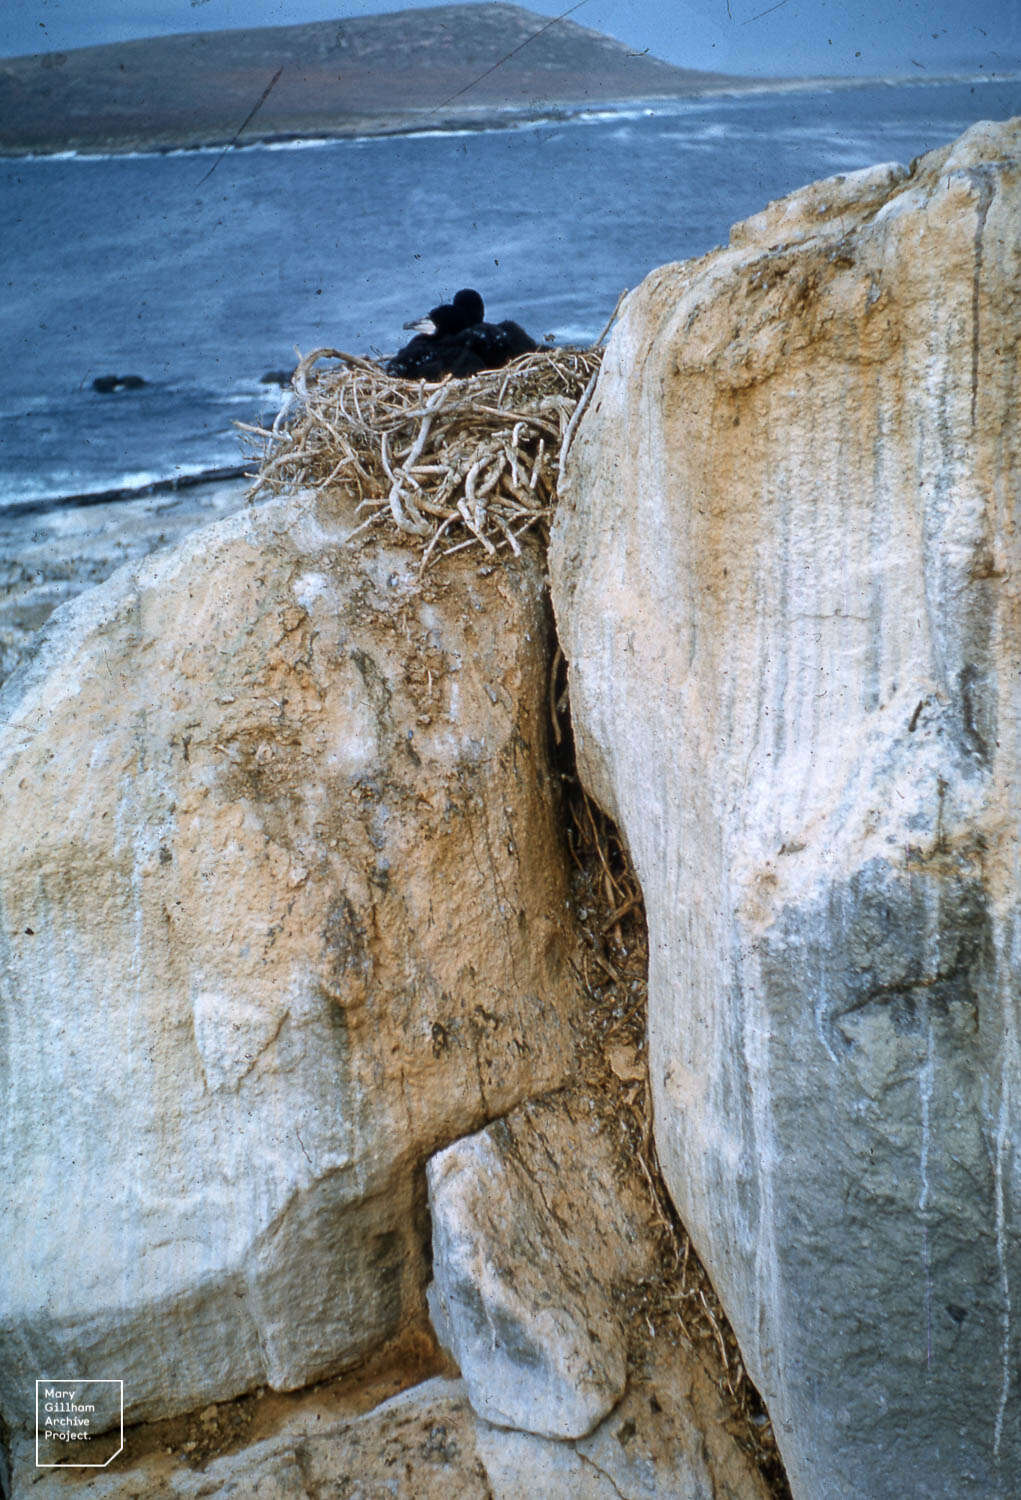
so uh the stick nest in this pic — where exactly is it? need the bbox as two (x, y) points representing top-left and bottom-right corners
(240, 344), (603, 569)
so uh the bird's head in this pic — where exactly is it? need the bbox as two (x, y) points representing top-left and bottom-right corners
(404, 300), (462, 336)
(452, 289), (485, 326)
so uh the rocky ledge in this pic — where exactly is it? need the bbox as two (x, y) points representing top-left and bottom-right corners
(2, 113), (1019, 1500)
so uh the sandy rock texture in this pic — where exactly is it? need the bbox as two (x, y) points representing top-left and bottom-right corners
(0, 486), (580, 1434)
(9, 1379), (489, 1500)
(472, 1338), (770, 1500)
(427, 1088), (771, 1496)
(12, 1356), (768, 1500)
(550, 117), (1021, 1498)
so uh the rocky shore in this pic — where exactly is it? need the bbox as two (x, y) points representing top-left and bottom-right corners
(2, 112), (1019, 1500)
(0, 474), (251, 687)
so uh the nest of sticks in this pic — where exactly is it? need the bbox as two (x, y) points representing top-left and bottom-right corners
(240, 342), (604, 568)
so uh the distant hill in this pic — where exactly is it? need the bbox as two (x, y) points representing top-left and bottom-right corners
(0, 3), (746, 155)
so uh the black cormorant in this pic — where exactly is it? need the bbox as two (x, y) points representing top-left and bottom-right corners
(386, 289), (537, 379)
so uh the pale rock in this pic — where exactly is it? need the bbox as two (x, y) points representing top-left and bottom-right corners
(550, 118), (1021, 1497)
(10, 1082), (770, 1497)
(0, 487), (580, 1432)
(476, 1341), (771, 1499)
(0, 476), (250, 687)
(426, 1089), (657, 1438)
(175, 1440), (312, 1500)
(474, 1422), (625, 1497)
(426, 1089), (769, 1494)
(9, 1356), (769, 1499)
(8, 1380), (489, 1499)
(296, 1378), (491, 1499)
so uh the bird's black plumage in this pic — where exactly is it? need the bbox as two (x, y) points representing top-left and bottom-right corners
(386, 289), (537, 380)
(385, 291), (480, 379)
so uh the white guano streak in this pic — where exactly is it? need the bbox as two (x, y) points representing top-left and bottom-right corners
(918, 1013), (935, 1371)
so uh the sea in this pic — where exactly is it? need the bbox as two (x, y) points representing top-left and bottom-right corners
(2, 76), (1019, 512)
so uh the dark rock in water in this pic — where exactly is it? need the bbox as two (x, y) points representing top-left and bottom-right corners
(92, 374), (147, 394)
(260, 370), (294, 387)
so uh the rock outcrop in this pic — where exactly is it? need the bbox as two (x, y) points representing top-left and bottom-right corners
(10, 1380), (490, 1500)
(0, 486), (581, 1433)
(0, 348), (775, 1498)
(426, 1089), (772, 1497)
(12, 111), (1016, 1500)
(7, 1083), (770, 1499)
(550, 117), (1021, 1497)
(11, 1359), (767, 1499)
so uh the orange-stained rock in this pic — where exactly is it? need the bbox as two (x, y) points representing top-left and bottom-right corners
(0, 487), (580, 1431)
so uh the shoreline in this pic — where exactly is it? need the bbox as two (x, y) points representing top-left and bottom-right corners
(0, 464), (254, 521)
(3, 70), (1016, 160)
(0, 471), (253, 686)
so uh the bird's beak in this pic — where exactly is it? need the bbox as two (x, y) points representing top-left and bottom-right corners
(403, 316), (437, 335)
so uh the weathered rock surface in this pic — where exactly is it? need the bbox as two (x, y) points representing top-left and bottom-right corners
(0, 486), (581, 1433)
(427, 1088), (659, 1439)
(474, 1341), (770, 1500)
(9, 1379), (489, 1499)
(10, 1344), (769, 1499)
(426, 1088), (770, 1495)
(550, 117), (1021, 1497)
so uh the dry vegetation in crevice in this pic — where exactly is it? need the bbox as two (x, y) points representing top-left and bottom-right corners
(553, 673), (791, 1500)
(239, 334), (790, 1497)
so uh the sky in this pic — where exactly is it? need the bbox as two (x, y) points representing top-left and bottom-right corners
(2, 0), (1018, 76)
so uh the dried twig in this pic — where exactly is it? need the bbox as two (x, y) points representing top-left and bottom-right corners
(594, 286), (630, 346)
(241, 344), (603, 570)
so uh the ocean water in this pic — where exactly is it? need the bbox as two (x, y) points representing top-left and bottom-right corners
(2, 76), (1018, 510)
